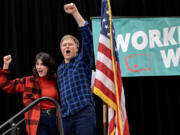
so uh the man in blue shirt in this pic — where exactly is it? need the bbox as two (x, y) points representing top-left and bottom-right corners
(57, 3), (96, 135)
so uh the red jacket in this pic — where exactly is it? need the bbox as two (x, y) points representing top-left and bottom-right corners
(0, 69), (59, 135)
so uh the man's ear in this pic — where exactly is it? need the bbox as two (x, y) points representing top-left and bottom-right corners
(76, 47), (79, 53)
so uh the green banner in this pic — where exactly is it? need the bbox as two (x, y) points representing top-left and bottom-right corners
(92, 17), (180, 77)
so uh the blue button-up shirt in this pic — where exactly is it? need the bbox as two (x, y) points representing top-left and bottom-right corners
(57, 22), (95, 117)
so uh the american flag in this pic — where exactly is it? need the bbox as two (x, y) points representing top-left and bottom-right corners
(93, 0), (130, 135)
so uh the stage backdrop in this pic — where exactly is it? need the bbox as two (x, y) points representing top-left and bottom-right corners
(92, 17), (180, 77)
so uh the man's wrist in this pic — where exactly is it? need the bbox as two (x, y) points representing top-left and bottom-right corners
(72, 11), (85, 27)
(3, 64), (9, 69)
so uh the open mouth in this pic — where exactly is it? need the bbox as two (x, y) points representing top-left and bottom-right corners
(66, 50), (70, 55)
(38, 70), (43, 74)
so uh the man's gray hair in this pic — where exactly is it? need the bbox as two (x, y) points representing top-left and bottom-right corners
(60, 35), (80, 48)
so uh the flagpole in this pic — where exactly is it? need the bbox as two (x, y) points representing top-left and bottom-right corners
(93, 0), (130, 134)
(103, 103), (108, 135)
(107, 0), (124, 134)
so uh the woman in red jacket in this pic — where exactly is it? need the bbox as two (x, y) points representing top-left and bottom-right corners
(0, 52), (59, 135)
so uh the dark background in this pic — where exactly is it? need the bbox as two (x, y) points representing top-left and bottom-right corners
(0, 0), (180, 135)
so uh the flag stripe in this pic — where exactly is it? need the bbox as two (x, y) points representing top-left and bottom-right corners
(108, 107), (115, 134)
(94, 78), (115, 100)
(95, 69), (115, 94)
(96, 60), (114, 82)
(94, 86), (116, 110)
(97, 51), (113, 71)
(98, 43), (112, 60)
(99, 34), (111, 49)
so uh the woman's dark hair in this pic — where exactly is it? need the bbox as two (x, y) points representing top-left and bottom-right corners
(32, 52), (56, 79)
